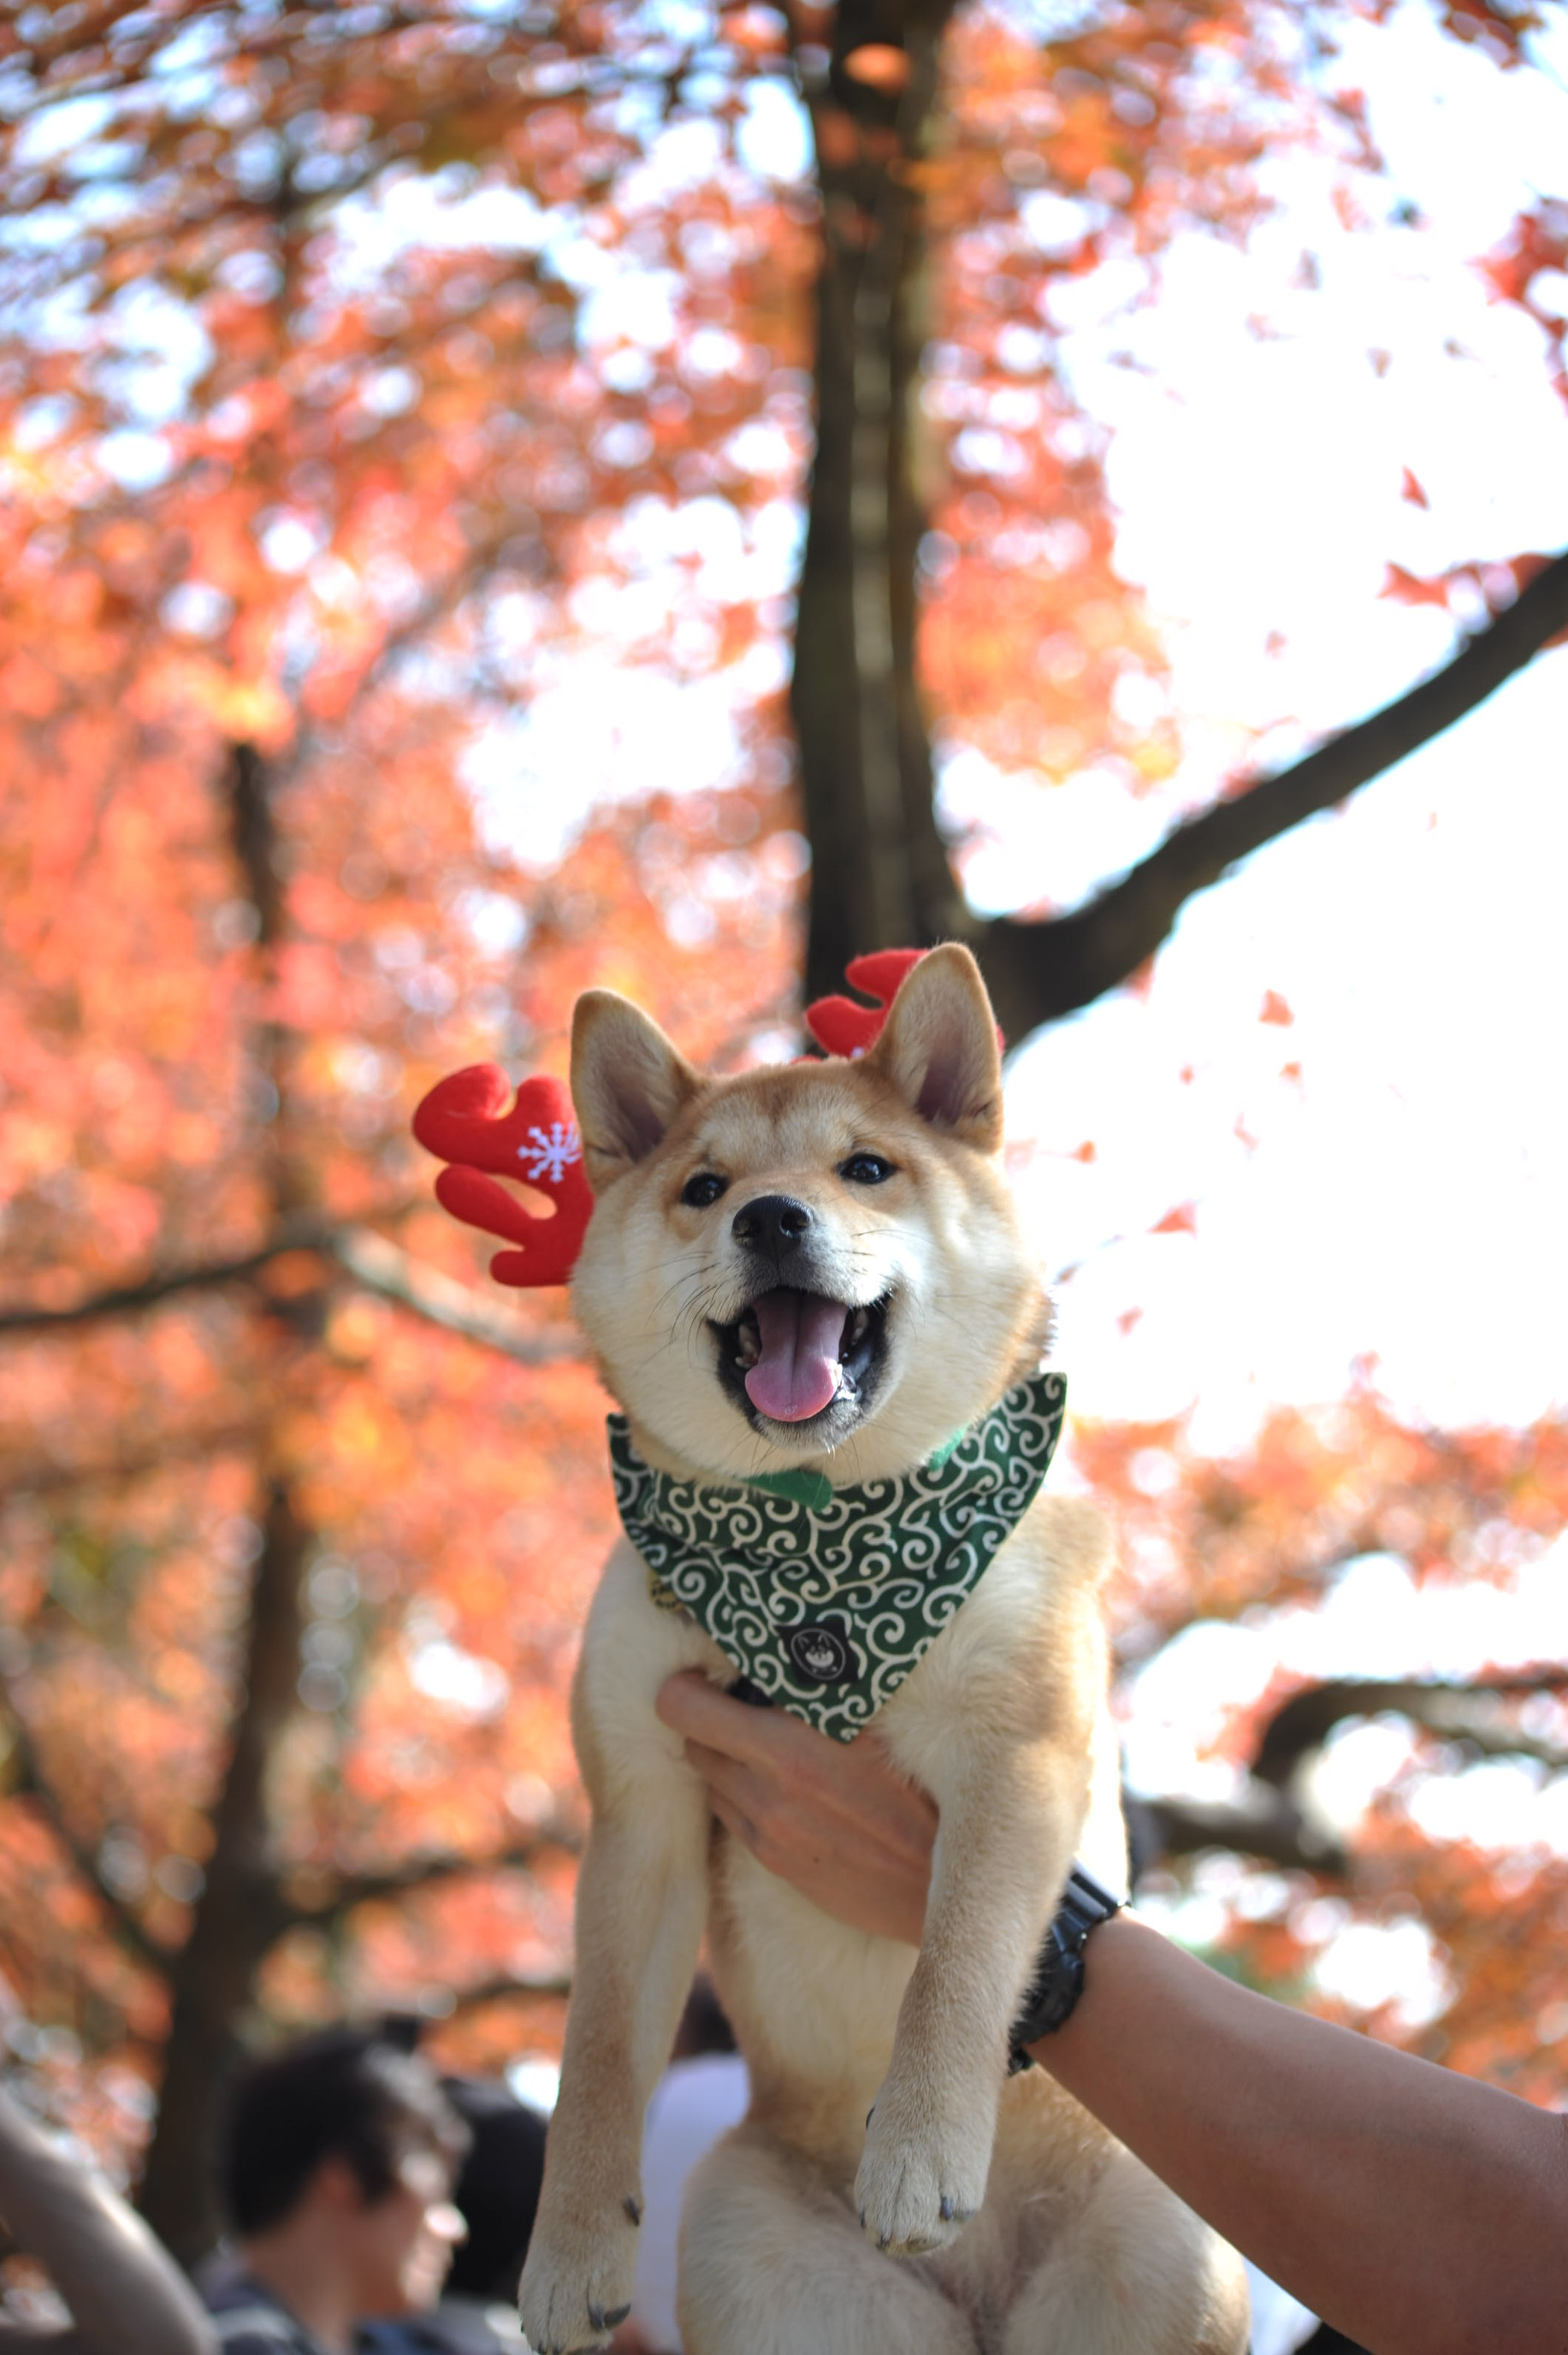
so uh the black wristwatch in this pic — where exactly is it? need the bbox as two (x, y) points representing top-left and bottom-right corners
(1008, 1862), (1124, 2072)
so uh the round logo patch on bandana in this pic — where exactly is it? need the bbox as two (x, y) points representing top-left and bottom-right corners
(786, 1619), (854, 1685)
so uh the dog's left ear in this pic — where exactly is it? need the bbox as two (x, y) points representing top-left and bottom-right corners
(866, 942), (1004, 1153)
(571, 989), (703, 1191)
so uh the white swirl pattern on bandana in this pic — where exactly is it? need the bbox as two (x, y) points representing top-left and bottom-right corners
(608, 1371), (1067, 1743)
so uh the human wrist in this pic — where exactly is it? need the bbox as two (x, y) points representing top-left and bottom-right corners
(1009, 1863), (1125, 2070)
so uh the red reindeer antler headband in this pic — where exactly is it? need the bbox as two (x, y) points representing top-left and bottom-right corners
(412, 949), (942, 1289)
(411, 1066), (595, 1288)
(799, 947), (926, 1060)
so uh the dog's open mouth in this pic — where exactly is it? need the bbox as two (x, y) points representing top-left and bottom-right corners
(711, 1289), (888, 1426)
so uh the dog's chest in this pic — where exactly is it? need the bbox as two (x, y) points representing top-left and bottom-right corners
(701, 1525), (1073, 2120)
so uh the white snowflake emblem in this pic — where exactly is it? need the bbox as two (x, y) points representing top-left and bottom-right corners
(518, 1120), (583, 1185)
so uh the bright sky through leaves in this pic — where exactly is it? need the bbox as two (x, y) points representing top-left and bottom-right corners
(984, 4), (1568, 1441)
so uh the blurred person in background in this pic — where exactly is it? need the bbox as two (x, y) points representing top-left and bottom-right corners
(202, 2027), (469, 2355)
(358, 2075), (548, 2353)
(0, 2078), (216, 2355)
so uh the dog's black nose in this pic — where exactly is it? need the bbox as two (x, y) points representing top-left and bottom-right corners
(731, 1193), (814, 1259)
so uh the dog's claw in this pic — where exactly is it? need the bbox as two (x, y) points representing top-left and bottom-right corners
(622, 2196), (642, 2226)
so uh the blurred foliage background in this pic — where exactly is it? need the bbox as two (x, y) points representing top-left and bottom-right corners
(2, 0), (1566, 2265)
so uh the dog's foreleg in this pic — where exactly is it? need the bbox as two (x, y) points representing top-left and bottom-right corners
(518, 1801), (707, 2351)
(518, 1566), (714, 2353)
(854, 1735), (1084, 2260)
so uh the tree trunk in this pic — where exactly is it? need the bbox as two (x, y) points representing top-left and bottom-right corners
(136, 1475), (307, 2259)
(136, 742), (323, 2262)
(792, 0), (972, 1006)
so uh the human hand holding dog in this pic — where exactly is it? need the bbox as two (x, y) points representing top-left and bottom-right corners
(658, 1670), (1081, 2256)
(655, 1671), (936, 1947)
(661, 1671), (1568, 2355)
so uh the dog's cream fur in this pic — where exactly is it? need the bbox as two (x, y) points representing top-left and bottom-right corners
(516, 946), (1248, 2355)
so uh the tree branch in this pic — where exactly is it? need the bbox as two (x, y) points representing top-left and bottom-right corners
(269, 526), (526, 803)
(0, 1217), (337, 1334)
(1127, 1788), (1348, 1879)
(284, 1826), (581, 1933)
(1129, 1668), (1568, 1880)
(327, 1229), (583, 1364)
(2, 1700), (174, 1977)
(0, 1424), (264, 1501)
(0, 1225), (584, 1365)
(982, 548), (1568, 1040)
(1253, 1667), (1568, 1788)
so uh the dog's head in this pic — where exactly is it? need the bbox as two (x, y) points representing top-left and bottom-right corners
(568, 945), (1052, 1485)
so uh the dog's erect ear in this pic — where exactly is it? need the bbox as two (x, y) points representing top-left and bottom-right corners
(571, 990), (702, 1190)
(865, 943), (1004, 1152)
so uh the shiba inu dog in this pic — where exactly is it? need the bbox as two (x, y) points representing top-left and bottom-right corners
(516, 945), (1248, 2355)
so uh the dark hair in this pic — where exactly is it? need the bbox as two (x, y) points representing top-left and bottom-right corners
(438, 2079), (549, 2302)
(671, 1974), (736, 2060)
(219, 2026), (469, 2236)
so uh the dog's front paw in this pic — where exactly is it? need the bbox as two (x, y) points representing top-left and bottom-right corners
(854, 2075), (995, 2258)
(517, 2217), (637, 2355)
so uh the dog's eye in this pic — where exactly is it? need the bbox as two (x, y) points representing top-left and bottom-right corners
(681, 1172), (728, 1209)
(839, 1153), (895, 1186)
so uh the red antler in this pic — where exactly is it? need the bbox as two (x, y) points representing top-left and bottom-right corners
(803, 948), (1005, 1057)
(412, 1066), (593, 1287)
(802, 949), (928, 1057)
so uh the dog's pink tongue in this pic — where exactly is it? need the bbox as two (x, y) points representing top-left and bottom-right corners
(744, 1290), (846, 1423)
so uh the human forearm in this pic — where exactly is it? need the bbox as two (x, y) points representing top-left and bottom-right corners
(0, 2090), (216, 2355)
(1033, 1912), (1568, 2355)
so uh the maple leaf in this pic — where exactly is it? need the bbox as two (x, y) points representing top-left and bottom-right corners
(1380, 563), (1452, 609)
(842, 44), (911, 91)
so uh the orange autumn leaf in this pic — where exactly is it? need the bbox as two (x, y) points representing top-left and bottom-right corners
(1380, 562), (1453, 609)
(842, 43), (911, 90)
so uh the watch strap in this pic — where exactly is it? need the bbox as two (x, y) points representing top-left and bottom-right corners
(1008, 1862), (1124, 2072)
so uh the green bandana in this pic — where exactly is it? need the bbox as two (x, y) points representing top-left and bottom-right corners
(608, 1371), (1067, 1743)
